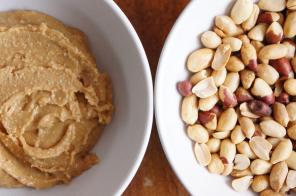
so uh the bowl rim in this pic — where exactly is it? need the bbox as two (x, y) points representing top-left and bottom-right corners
(107, 1), (153, 195)
(154, 1), (197, 195)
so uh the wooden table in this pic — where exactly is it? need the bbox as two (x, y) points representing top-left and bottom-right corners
(114, 1), (190, 195)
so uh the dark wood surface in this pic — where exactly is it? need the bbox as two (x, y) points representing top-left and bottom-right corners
(114, 1), (190, 195)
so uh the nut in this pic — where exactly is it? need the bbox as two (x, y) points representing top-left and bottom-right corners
(194, 143), (211, 166)
(187, 124), (209, 143)
(187, 48), (214, 72)
(274, 81), (283, 97)
(211, 68), (227, 87)
(251, 78), (273, 98)
(206, 138), (221, 153)
(192, 77), (217, 98)
(212, 131), (231, 139)
(201, 31), (222, 49)
(265, 22), (283, 44)
(231, 168), (252, 178)
(267, 137), (282, 150)
(247, 100), (272, 117)
(257, 64), (280, 85)
(249, 136), (272, 160)
(258, 0), (286, 12)
(288, 124), (296, 140)
(215, 15), (243, 36)
(198, 94), (219, 111)
(209, 104), (223, 117)
(260, 120), (286, 137)
(222, 163), (234, 176)
(198, 111), (217, 130)
(284, 78), (296, 96)
(230, 0), (253, 24)
(232, 176), (253, 192)
(276, 92), (290, 104)
(242, 4), (260, 31)
(208, 154), (224, 174)
(240, 69), (255, 89)
(177, 80), (192, 96)
(220, 139), (236, 163)
(235, 87), (254, 103)
(283, 39), (296, 59)
(237, 141), (257, 160)
(211, 44), (232, 70)
(223, 72), (240, 92)
(181, 95), (199, 125)
(226, 56), (245, 72)
(270, 57), (292, 77)
(237, 34), (251, 44)
(190, 68), (212, 85)
(251, 175), (270, 192)
(287, 102), (296, 121)
(248, 23), (268, 41)
(222, 37), (242, 52)
(234, 154), (250, 170)
(287, 0), (296, 10)
(241, 43), (258, 71)
(218, 85), (238, 108)
(231, 125), (246, 144)
(273, 102), (290, 127)
(239, 102), (260, 118)
(257, 12), (280, 24)
(250, 159), (272, 175)
(286, 170), (296, 189)
(258, 44), (288, 61)
(270, 161), (288, 192)
(271, 139), (293, 164)
(260, 94), (276, 105)
(217, 108), (238, 132)
(287, 151), (296, 170)
(239, 117), (255, 139)
(284, 12), (296, 38)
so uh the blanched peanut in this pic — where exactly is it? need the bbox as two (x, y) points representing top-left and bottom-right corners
(270, 161), (288, 192)
(217, 108), (238, 132)
(288, 124), (296, 140)
(198, 94), (219, 111)
(251, 40), (264, 54)
(194, 143), (211, 166)
(260, 189), (283, 196)
(233, 154), (250, 170)
(215, 16), (243, 36)
(231, 168), (252, 178)
(258, 0), (286, 12)
(257, 64), (279, 85)
(283, 39), (296, 59)
(273, 102), (289, 127)
(248, 23), (268, 41)
(270, 139), (293, 164)
(231, 125), (245, 144)
(287, 0), (296, 10)
(190, 69), (212, 85)
(223, 72), (240, 93)
(201, 31), (222, 49)
(239, 117), (255, 139)
(181, 95), (198, 125)
(222, 37), (242, 52)
(212, 131), (231, 139)
(267, 137), (282, 150)
(208, 154), (224, 174)
(258, 44), (288, 61)
(230, 0), (253, 24)
(286, 102), (296, 121)
(284, 78), (296, 96)
(251, 175), (269, 192)
(240, 69), (255, 89)
(231, 176), (253, 192)
(287, 151), (296, 170)
(251, 78), (273, 98)
(249, 136), (272, 161)
(211, 44), (232, 70)
(284, 12), (296, 38)
(226, 56), (244, 72)
(187, 48), (214, 72)
(242, 4), (260, 31)
(237, 141), (257, 160)
(250, 159), (272, 175)
(192, 77), (217, 98)
(187, 124), (209, 143)
(211, 68), (227, 87)
(222, 163), (234, 176)
(206, 138), (221, 153)
(220, 139), (236, 163)
(260, 120), (286, 138)
(286, 170), (296, 189)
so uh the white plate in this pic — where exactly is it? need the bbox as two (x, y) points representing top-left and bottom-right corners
(0, 0), (153, 196)
(155, 0), (254, 195)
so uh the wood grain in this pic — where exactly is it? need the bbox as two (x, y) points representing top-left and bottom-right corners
(114, 1), (190, 195)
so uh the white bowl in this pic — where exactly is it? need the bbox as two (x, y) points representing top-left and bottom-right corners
(155, 0), (253, 195)
(0, 0), (153, 196)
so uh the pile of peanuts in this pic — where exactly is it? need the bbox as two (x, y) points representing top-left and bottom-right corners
(178, 0), (296, 195)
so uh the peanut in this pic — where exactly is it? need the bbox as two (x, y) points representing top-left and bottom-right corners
(177, 80), (192, 96)
(208, 154), (224, 174)
(187, 124), (209, 143)
(260, 120), (286, 138)
(211, 44), (232, 70)
(181, 95), (198, 125)
(284, 78), (296, 96)
(258, 0), (286, 12)
(273, 102), (289, 127)
(271, 139), (293, 164)
(198, 94), (219, 111)
(251, 175), (270, 192)
(187, 48), (214, 72)
(269, 161), (288, 192)
(192, 77), (217, 98)
(201, 31), (222, 49)
(257, 64), (279, 85)
(250, 159), (272, 175)
(217, 108), (238, 132)
(194, 143), (211, 166)
(240, 69), (255, 89)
